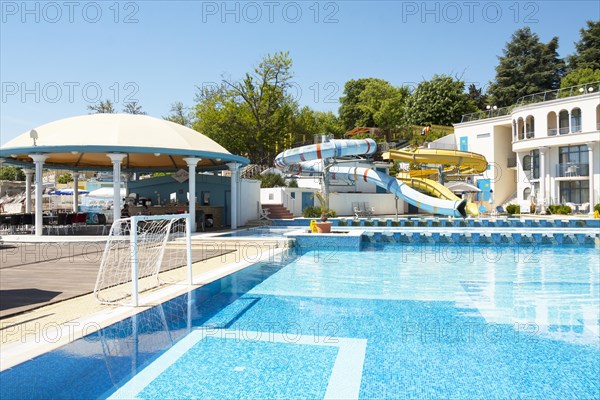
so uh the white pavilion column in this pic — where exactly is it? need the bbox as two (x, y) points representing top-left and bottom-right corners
(23, 168), (35, 213)
(107, 153), (127, 224)
(539, 147), (547, 211)
(587, 142), (595, 212)
(227, 162), (240, 229)
(28, 154), (48, 236)
(182, 157), (201, 232)
(72, 171), (79, 212)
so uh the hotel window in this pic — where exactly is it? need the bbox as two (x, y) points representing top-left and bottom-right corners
(522, 150), (539, 179)
(571, 108), (582, 132)
(560, 180), (589, 204)
(559, 145), (589, 176)
(525, 116), (535, 138)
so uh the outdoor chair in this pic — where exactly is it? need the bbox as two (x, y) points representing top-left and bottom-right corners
(196, 210), (206, 232)
(259, 208), (271, 220)
(352, 202), (363, 219)
(96, 213), (109, 235)
(363, 202), (375, 218)
(579, 203), (590, 214)
(495, 206), (507, 215)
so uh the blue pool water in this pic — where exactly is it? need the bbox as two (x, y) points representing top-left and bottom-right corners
(1, 243), (599, 399)
(215, 227), (297, 237)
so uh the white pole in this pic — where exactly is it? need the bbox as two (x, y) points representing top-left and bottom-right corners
(539, 147), (546, 213)
(227, 162), (240, 229)
(107, 153), (127, 226)
(23, 169), (34, 213)
(186, 214), (193, 285)
(73, 171), (79, 213)
(28, 154), (48, 236)
(182, 157), (201, 232)
(587, 142), (595, 213)
(130, 215), (139, 307)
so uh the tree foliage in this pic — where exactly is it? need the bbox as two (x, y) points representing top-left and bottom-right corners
(404, 74), (476, 126)
(339, 78), (409, 132)
(123, 101), (146, 114)
(488, 27), (565, 107)
(560, 68), (600, 88)
(194, 52), (296, 163)
(567, 20), (600, 71)
(467, 84), (488, 110)
(163, 102), (194, 127)
(0, 166), (25, 181)
(87, 99), (115, 113)
(258, 172), (287, 188)
(57, 173), (73, 184)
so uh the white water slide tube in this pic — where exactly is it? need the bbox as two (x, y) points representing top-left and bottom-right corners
(274, 139), (467, 218)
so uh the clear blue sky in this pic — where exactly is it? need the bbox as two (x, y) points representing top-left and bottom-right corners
(1, 0), (598, 144)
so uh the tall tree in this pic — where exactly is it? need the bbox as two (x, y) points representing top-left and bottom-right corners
(338, 78), (409, 136)
(404, 74), (477, 126)
(193, 52), (296, 163)
(467, 84), (488, 110)
(123, 101), (146, 114)
(87, 99), (115, 113)
(488, 27), (565, 106)
(163, 102), (194, 127)
(567, 20), (600, 71)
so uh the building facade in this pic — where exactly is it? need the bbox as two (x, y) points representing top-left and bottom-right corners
(454, 86), (599, 213)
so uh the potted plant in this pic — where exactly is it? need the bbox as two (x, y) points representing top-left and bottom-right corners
(315, 212), (332, 233)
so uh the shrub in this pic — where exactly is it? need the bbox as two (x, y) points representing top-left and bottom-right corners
(506, 204), (520, 215)
(594, 203), (600, 213)
(548, 204), (572, 215)
(302, 206), (336, 218)
(259, 173), (286, 188)
(287, 179), (298, 188)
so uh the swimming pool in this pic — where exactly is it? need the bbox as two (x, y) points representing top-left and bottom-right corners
(215, 227), (298, 237)
(2, 243), (599, 399)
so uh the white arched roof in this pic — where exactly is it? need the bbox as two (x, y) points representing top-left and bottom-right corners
(0, 114), (248, 171)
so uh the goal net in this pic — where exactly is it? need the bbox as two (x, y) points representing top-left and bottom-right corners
(94, 214), (192, 306)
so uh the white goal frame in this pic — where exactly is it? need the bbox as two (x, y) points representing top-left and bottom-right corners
(94, 213), (193, 306)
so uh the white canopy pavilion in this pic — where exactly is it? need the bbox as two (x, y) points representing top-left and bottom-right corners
(0, 114), (249, 235)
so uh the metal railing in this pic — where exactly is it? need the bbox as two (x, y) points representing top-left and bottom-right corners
(556, 163), (589, 178)
(515, 81), (599, 106)
(525, 130), (535, 139)
(559, 127), (569, 135)
(461, 105), (513, 123)
(547, 128), (558, 136)
(460, 81), (599, 124)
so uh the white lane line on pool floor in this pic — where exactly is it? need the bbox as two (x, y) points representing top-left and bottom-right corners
(109, 329), (367, 400)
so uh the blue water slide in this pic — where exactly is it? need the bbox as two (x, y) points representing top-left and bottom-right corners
(274, 139), (467, 218)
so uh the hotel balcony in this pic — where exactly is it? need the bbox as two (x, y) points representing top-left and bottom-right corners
(556, 163), (589, 178)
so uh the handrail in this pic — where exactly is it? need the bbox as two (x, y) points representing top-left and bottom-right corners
(460, 81), (599, 123)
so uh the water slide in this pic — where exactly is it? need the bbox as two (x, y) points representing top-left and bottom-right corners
(274, 139), (467, 218)
(396, 173), (480, 216)
(383, 149), (488, 217)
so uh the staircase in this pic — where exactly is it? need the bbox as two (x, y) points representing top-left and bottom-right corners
(262, 204), (294, 219)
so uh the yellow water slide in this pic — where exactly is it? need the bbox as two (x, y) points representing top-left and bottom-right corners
(383, 149), (488, 217)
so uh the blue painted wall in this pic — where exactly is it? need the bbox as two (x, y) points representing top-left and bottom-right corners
(129, 174), (231, 207)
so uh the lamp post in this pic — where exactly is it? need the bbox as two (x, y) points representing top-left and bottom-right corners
(486, 105), (498, 117)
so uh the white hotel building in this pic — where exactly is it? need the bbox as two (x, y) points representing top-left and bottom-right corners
(453, 83), (599, 213)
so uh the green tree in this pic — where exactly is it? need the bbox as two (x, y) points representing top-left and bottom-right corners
(57, 173), (73, 184)
(567, 20), (600, 71)
(467, 84), (488, 110)
(258, 172), (287, 188)
(0, 166), (25, 181)
(193, 52), (296, 163)
(488, 27), (565, 106)
(87, 99), (115, 113)
(339, 78), (408, 132)
(123, 101), (146, 115)
(560, 68), (600, 88)
(404, 74), (476, 126)
(163, 102), (194, 127)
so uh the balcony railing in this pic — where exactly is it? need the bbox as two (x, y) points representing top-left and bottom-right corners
(507, 158), (517, 168)
(525, 130), (535, 139)
(556, 163), (589, 178)
(460, 106), (513, 123)
(547, 128), (558, 136)
(515, 81), (600, 106)
(559, 127), (569, 134)
(571, 124), (582, 133)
